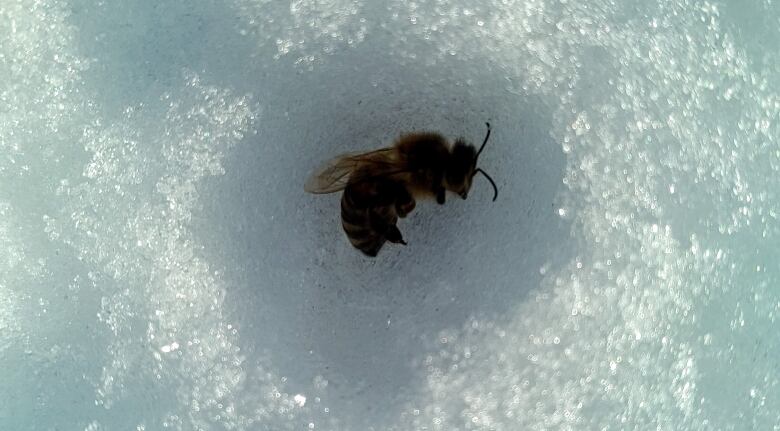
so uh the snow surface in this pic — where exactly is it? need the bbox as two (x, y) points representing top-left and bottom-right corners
(2, 0), (780, 429)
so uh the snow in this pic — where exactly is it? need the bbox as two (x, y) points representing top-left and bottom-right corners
(2, 0), (779, 429)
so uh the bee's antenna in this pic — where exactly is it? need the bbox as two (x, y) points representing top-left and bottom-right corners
(475, 122), (491, 159)
(475, 168), (498, 201)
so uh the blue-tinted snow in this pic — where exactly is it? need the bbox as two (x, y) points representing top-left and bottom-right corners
(2, 0), (779, 430)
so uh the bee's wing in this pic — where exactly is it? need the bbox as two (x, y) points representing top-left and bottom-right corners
(304, 148), (398, 194)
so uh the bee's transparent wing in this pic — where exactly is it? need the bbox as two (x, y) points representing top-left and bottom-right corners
(304, 153), (361, 194)
(304, 148), (398, 194)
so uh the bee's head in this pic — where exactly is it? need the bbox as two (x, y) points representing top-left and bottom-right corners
(444, 123), (498, 201)
(445, 140), (477, 199)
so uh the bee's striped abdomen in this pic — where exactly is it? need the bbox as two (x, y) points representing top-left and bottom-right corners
(340, 178), (401, 257)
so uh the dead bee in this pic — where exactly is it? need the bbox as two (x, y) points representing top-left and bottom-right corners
(305, 122), (497, 257)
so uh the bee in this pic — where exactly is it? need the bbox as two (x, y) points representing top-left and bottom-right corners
(305, 122), (498, 257)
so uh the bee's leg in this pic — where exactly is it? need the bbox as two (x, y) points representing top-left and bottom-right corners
(369, 207), (407, 245)
(431, 171), (446, 204)
(435, 186), (446, 204)
(384, 225), (407, 245)
(395, 186), (416, 218)
(397, 199), (416, 218)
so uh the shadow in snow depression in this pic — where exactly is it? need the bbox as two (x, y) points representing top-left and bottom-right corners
(195, 41), (572, 425)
